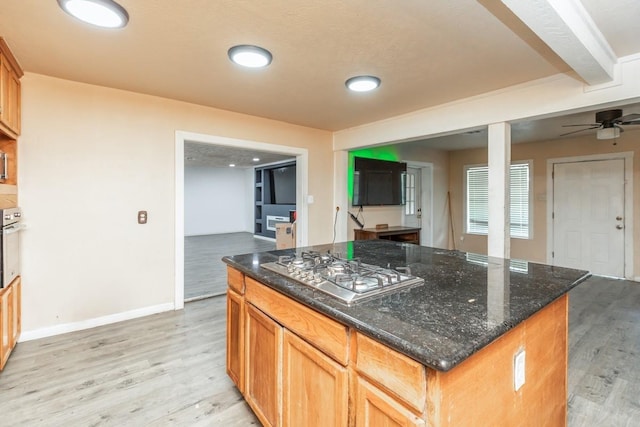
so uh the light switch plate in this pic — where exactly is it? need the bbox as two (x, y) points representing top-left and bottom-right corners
(514, 349), (526, 391)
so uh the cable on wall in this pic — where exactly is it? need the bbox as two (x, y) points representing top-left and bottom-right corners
(333, 206), (340, 244)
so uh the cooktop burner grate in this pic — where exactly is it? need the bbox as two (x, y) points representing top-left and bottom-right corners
(262, 251), (424, 305)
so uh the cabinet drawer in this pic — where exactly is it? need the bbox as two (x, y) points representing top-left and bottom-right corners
(245, 277), (349, 365)
(227, 266), (245, 294)
(355, 332), (426, 414)
(354, 376), (425, 427)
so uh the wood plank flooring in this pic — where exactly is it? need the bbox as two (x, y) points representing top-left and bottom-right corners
(567, 276), (640, 426)
(184, 232), (275, 300)
(0, 275), (637, 426)
(0, 296), (260, 426)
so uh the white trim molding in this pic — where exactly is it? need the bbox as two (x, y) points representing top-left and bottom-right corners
(174, 131), (310, 309)
(546, 151), (634, 279)
(19, 303), (175, 342)
(404, 160), (434, 247)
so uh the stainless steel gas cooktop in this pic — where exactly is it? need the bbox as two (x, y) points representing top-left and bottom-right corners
(261, 251), (424, 305)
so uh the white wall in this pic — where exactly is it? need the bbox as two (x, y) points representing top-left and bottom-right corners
(184, 165), (253, 236)
(19, 73), (334, 339)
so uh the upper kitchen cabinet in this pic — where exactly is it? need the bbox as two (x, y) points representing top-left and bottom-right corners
(0, 38), (23, 139)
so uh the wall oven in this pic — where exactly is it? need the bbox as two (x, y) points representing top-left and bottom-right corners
(0, 207), (22, 288)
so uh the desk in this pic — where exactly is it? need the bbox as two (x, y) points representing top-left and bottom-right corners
(354, 226), (421, 244)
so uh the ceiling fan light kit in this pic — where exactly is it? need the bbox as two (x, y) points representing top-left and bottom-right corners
(560, 108), (640, 140)
(57, 0), (129, 28)
(597, 127), (620, 140)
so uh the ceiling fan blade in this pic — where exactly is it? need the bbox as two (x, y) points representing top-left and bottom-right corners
(561, 123), (599, 127)
(560, 126), (600, 137)
(619, 113), (640, 123)
(615, 124), (625, 133)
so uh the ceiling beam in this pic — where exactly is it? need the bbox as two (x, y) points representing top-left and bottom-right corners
(501, 0), (617, 85)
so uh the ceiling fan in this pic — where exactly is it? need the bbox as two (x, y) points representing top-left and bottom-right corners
(561, 109), (640, 139)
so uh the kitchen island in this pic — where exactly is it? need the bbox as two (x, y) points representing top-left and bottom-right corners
(222, 240), (590, 427)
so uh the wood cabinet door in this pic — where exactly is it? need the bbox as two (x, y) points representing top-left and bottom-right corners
(354, 376), (425, 427)
(226, 289), (245, 392)
(0, 52), (20, 136)
(0, 54), (11, 132)
(0, 286), (12, 369)
(282, 330), (348, 427)
(12, 278), (20, 342)
(246, 303), (282, 427)
(7, 69), (19, 134)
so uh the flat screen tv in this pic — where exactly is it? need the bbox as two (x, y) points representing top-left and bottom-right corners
(269, 164), (296, 205)
(353, 157), (406, 206)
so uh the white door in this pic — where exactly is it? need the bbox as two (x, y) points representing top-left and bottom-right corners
(403, 167), (421, 229)
(552, 159), (625, 277)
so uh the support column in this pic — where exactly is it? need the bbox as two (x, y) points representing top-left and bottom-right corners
(487, 122), (511, 259)
(487, 258), (510, 326)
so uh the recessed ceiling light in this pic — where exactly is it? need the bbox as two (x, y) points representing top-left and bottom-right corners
(345, 76), (381, 92)
(253, 157), (260, 162)
(229, 163), (236, 167)
(228, 45), (273, 68)
(57, 0), (129, 29)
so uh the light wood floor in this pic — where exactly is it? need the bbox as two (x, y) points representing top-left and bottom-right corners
(184, 232), (275, 300)
(567, 276), (640, 426)
(0, 296), (260, 426)
(0, 276), (637, 426)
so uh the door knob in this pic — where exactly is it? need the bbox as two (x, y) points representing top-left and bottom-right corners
(616, 216), (623, 221)
(616, 225), (623, 230)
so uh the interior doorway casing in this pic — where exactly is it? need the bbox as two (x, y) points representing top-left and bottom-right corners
(175, 131), (309, 310)
(546, 152), (633, 279)
(404, 161), (434, 246)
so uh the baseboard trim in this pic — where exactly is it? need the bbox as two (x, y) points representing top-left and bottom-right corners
(19, 302), (176, 343)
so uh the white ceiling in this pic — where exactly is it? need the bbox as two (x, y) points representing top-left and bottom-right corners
(1, 1), (638, 164)
(184, 142), (293, 168)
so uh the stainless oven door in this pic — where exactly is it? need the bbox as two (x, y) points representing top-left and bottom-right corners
(2, 224), (21, 287)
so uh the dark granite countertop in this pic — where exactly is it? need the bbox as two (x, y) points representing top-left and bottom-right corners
(222, 240), (590, 372)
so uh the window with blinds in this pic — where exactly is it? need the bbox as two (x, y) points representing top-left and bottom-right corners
(465, 161), (531, 239)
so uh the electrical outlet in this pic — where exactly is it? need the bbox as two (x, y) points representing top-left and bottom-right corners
(138, 210), (148, 224)
(514, 349), (526, 391)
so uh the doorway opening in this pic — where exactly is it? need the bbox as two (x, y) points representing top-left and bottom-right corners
(175, 131), (309, 309)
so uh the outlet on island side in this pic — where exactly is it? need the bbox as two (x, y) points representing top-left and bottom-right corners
(514, 349), (526, 391)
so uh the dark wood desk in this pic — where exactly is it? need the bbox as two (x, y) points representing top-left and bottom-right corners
(354, 226), (421, 244)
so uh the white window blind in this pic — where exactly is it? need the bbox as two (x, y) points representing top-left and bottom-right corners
(465, 162), (530, 238)
(509, 163), (530, 238)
